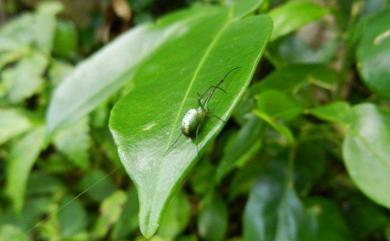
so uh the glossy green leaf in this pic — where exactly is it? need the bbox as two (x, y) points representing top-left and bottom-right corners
(215, 116), (264, 183)
(343, 104), (390, 208)
(269, 1), (328, 40)
(307, 101), (352, 125)
(1, 52), (48, 103)
(357, 8), (390, 99)
(158, 191), (191, 240)
(93, 191), (128, 239)
(198, 193), (228, 241)
(53, 117), (90, 169)
(0, 108), (32, 145)
(243, 163), (313, 241)
(5, 126), (45, 212)
(109, 7), (272, 237)
(46, 6), (215, 136)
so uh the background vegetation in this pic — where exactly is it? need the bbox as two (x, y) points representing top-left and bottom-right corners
(0, 0), (389, 241)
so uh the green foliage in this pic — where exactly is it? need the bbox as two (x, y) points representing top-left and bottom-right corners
(1, 0), (390, 241)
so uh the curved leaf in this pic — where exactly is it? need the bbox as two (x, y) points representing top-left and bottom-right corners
(357, 8), (390, 99)
(46, 6), (210, 135)
(269, 1), (328, 40)
(343, 104), (390, 208)
(109, 7), (272, 237)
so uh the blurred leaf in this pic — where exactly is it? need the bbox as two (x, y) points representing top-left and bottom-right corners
(53, 117), (91, 169)
(93, 191), (128, 239)
(269, 1), (328, 40)
(47, 6), (221, 136)
(232, 0), (265, 18)
(357, 7), (390, 99)
(5, 126), (45, 212)
(109, 7), (272, 237)
(251, 64), (338, 95)
(216, 116), (264, 183)
(32, 2), (63, 52)
(158, 191), (191, 240)
(58, 196), (88, 238)
(49, 60), (74, 87)
(27, 171), (64, 195)
(256, 90), (303, 121)
(0, 225), (30, 241)
(343, 103), (390, 208)
(53, 20), (78, 59)
(0, 108), (32, 145)
(343, 193), (388, 240)
(1, 52), (48, 103)
(229, 162), (264, 200)
(111, 188), (139, 239)
(254, 90), (303, 143)
(243, 163), (314, 241)
(190, 159), (216, 196)
(78, 169), (116, 203)
(306, 198), (353, 241)
(294, 141), (326, 194)
(307, 101), (352, 125)
(198, 193), (228, 241)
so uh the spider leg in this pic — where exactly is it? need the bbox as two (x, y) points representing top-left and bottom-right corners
(208, 113), (227, 123)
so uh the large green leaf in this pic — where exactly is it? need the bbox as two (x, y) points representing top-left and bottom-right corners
(46, 6), (214, 136)
(343, 104), (390, 208)
(357, 8), (390, 99)
(243, 163), (314, 241)
(109, 6), (272, 237)
(5, 126), (46, 212)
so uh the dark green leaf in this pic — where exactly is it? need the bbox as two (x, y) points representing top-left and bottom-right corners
(109, 7), (272, 237)
(216, 116), (264, 183)
(243, 163), (314, 241)
(198, 193), (228, 241)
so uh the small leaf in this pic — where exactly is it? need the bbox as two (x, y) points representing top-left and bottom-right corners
(251, 64), (338, 95)
(0, 108), (32, 145)
(342, 103), (390, 208)
(357, 7), (390, 99)
(5, 126), (45, 212)
(109, 7), (272, 237)
(58, 196), (88, 238)
(198, 193), (228, 241)
(307, 101), (352, 125)
(53, 117), (91, 169)
(93, 191), (128, 239)
(1, 52), (48, 103)
(269, 1), (328, 40)
(243, 163), (314, 241)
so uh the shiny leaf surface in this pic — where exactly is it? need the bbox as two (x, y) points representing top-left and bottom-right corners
(109, 7), (272, 237)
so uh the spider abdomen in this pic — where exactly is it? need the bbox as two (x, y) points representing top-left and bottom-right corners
(181, 108), (207, 137)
